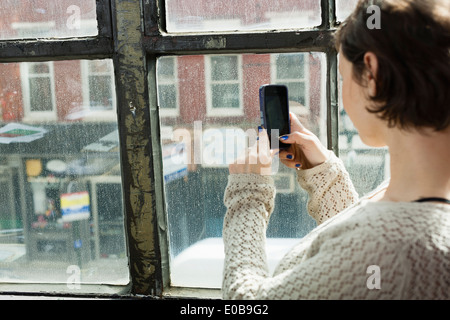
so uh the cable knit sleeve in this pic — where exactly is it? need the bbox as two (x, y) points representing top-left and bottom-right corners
(296, 150), (359, 224)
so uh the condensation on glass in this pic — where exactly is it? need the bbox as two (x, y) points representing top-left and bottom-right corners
(165, 0), (321, 33)
(0, 0), (97, 40)
(157, 52), (327, 288)
(336, 0), (360, 22)
(0, 60), (128, 286)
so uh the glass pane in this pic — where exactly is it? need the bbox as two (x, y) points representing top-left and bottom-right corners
(0, 60), (128, 289)
(336, 0), (360, 22)
(30, 63), (50, 75)
(212, 84), (240, 108)
(276, 54), (305, 79)
(165, 0), (321, 33)
(89, 76), (113, 110)
(0, 0), (97, 40)
(157, 52), (326, 288)
(158, 84), (177, 109)
(211, 56), (238, 81)
(284, 82), (306, 106)
(338, 62), (390, 196)
(158, 58), (175, 79)
(29, 78), (53, 112)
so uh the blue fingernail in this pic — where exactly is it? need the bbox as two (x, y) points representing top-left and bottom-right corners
(258, 126), (263, 132)
(280, 135), (289, 141)
(286, 154), (293, 159)
(295, 163), (302, 168)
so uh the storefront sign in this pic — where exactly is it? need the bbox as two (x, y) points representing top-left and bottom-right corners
(0, 123), (47, 144)
(60, 191), (90, 222)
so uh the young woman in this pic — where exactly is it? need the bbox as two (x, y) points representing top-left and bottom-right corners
(222, 0), (450, 299)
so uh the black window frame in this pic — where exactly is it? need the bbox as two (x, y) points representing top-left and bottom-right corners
(0, 0), (341, 298)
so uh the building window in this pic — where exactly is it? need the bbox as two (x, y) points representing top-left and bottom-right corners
(272, 53), (309, 114)
(86, 60), (114, 111)
(20, 62), (56, 122)
(206, 55), (243, 116)
(157, 56), (179, 117)
(80, 60), (116, 121)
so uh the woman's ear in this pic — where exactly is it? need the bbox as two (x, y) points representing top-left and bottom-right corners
(363, 52), (378, 97)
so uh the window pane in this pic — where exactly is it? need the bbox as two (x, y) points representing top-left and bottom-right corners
(0, 60), (128, 289)
(284, 82), (306, 106)
(158, 58), (175, 79)
(165, 0), (321, 33)
(29, 78), (53, 112)
(30, 63), (50, 75)
(336, 0), (359, 22)
(211, 56), (238, 81)
(212, 84), (240, 108)
(0, 0), (97, 40)
(157, 52), (326, 288)
(276, 54), (305, 79)
(158, 84), (177, 109)
(338, 68), (390, 196)
(89, 76), (113, 110)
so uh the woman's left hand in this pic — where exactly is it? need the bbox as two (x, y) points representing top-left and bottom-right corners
(229, 127), (275, 176)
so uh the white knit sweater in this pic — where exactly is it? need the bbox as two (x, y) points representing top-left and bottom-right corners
(222, 151), (450, 299)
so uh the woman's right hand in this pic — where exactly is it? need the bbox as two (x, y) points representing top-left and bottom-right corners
(278, 112), (329, 170)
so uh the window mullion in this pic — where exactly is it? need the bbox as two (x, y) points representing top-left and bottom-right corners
(112, 0), (163, 296)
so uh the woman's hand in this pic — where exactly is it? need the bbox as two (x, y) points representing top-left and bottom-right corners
(279, 112), (329, 170)
(229, 127), (275, 176)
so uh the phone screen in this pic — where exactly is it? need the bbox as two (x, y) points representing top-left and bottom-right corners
(261, 85), (290, 149)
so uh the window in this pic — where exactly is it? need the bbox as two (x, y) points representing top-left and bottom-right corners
(21, 62), (57, 121)
(84, 60), (114, 111)
(80, 60), (116, 121)
(157, 56), (179, 117)
(206, 55), (243, 116)
(0, 0), (97, 40)
(164, 0), (321, 32)
(272, 53), (310, 117)
(158, 52), (326, 288)
(336, 0), (360, 22)
(0, 0), (389, 299)
(0, 60), (128, 287)
(338, 74), (389, 196)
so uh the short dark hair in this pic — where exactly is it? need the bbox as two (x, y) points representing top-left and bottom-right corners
(335, 0), (450, 131)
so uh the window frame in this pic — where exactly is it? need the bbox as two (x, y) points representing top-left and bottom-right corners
(20, 61), (57, 122)
(205, 54), (244, 117)
(0, 0), (341, 299)
(157, 56), (180, 117)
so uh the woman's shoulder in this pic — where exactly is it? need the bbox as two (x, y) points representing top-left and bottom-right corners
(315, 200), (450, 248)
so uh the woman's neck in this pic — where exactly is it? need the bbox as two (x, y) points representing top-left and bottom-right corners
(380, 126), (450, 203)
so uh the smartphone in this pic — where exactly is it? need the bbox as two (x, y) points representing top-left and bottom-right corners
(259, 84), (290, 150)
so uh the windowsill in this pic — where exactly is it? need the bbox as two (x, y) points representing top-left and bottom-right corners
(0, 284), (221, 300)
(0, 282), (131, 298)
(163, 287), (222, 299)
